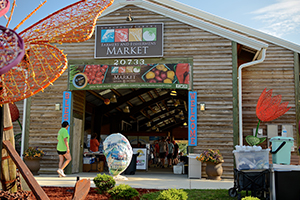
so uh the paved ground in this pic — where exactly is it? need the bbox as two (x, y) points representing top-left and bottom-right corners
(30, 171), (234, 190)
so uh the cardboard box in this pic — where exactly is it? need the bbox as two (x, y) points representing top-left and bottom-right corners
(83, 164), (91, 172)
(83, 161), (104, 172)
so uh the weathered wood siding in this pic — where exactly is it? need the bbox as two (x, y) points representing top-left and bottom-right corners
(28, 72), (68, 173)
(73, 90), (85, 118)
(242, 44), (296, 147)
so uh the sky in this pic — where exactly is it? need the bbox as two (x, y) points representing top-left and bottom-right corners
(0, 0), (299, 45)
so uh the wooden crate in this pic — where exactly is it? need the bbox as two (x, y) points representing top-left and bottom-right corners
(83, 161), (104, 172)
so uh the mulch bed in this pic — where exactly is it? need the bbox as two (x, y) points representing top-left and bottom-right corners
(18, 186), (161, 200)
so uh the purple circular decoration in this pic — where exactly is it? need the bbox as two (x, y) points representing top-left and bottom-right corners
(0, 25), (25, 75)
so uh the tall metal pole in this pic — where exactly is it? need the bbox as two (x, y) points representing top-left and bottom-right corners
(20, 99), (27, 160)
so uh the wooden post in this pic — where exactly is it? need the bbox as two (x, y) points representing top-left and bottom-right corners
(3, 140), (50, 200)
(0, 104), (3, 180)
(1, 104), (17, 192)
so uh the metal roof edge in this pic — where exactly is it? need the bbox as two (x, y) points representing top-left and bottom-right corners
(138, 1), (268, 51)
(153, 0), (300, 53)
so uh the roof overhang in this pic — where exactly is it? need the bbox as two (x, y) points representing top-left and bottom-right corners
(153, 0), (300, 53)
(101, 0), (268, 52)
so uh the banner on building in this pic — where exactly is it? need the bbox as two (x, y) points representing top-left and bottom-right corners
(69, 58), (192, 90)
(188, 91), (197, 146)
(62, 91), (72, 133)
(95, 23), (163, 58)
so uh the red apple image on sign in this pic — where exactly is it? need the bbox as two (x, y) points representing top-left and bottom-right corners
(115, 29), (128, 42)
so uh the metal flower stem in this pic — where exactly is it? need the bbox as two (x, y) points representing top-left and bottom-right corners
(17, 118), (22, 130)
(255, 119), (261, 137)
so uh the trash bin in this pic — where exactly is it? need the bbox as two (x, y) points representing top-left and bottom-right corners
(123, 153), (139, 175)
(270, 164), (300, 200)
(270, 136), (294, 165)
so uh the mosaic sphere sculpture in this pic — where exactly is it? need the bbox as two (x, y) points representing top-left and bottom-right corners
(103, 133), (133, 176)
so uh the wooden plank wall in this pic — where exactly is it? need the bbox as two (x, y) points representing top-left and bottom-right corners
(28, 72), (68, 173)
(73, 90), (85, 118)
(242, 43), (296, 148)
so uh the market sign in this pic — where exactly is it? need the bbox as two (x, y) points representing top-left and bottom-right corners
(95, 23), (163, 58)
(69, 58), (192, 90)
(133, 148), (147, 170)
(188, 91), (197, 146)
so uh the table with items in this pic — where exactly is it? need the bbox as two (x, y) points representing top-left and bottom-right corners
(83, 151), (106, 172)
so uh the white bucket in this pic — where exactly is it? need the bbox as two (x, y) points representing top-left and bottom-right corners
(173, 165), (182, 174)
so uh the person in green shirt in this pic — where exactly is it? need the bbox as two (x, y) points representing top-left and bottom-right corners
(56, 121), (71, 177)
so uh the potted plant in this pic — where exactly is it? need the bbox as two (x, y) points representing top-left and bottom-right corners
(196, 149), (224, 180)
(23, 147), (45, 175)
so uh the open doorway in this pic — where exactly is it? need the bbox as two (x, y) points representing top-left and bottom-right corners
(82, 88), (188, 173)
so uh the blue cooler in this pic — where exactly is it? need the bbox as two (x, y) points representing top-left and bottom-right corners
(270, 136), (294, 165)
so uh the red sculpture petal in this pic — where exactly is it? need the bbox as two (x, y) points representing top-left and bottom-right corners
(8, 102), (19, 122)
(256, 88), (291, 122)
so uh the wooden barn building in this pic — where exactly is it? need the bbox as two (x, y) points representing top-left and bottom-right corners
(12, 0), (300, 178)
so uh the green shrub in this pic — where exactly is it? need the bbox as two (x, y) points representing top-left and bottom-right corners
(156, 188), (188, 200)
(242, 196), (260, 200)
(93, 174), (116, 194)
(107, 184), (139, 200)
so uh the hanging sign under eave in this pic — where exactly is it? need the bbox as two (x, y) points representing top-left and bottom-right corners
(95, 23), (163, 59)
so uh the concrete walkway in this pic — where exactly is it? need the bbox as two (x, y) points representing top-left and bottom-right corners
(32, 171), (234, 190)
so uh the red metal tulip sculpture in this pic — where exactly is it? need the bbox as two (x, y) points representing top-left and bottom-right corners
(245, 88), (291, 146)
(8, 102), (22, 129)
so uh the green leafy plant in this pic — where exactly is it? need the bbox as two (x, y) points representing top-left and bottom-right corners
(156, 188), (188, 200)
(242, 196), (260, 200)
(196, 149), (223, 164)
(107, 184), (139, 200)
(142, 189), (249, 200)
(23, 147), (45, 159)
(93, 174), (116, 194)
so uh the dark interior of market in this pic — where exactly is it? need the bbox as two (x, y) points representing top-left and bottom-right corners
(83, 88), (189, 172)
(84, 88), (188, 140)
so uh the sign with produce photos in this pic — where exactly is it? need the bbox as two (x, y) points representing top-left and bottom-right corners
(69, 58), (192, 90)
(95, 23), (163, 58)
(133, 148), (147, 170)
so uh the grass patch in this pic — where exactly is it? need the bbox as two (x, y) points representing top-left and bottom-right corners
(141, 189), (253, 200)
